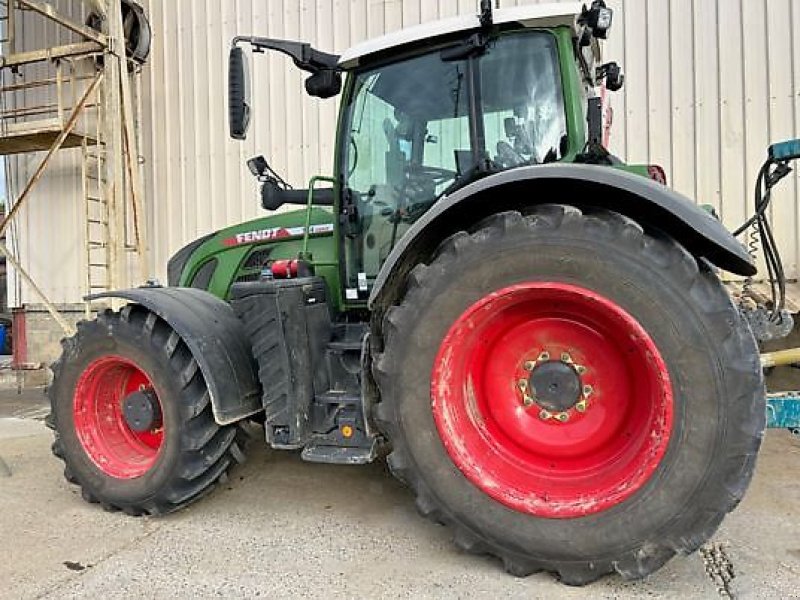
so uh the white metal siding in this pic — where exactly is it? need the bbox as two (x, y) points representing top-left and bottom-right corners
(7, 0), (800, 304)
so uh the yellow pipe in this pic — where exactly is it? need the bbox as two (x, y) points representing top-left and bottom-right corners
(760, 347), (800, 368)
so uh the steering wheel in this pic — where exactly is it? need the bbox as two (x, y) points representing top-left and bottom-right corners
(408, 164), (458, 184)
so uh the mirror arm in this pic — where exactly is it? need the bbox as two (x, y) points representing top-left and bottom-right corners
(232, 36), (341, 74)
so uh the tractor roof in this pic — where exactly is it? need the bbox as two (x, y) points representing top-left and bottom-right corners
(339, 2), (585, 69)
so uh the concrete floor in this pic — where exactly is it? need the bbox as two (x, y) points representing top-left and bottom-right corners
(1, 389), (799, 600)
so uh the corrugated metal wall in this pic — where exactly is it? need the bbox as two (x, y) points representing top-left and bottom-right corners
(7, 0), (800, 305)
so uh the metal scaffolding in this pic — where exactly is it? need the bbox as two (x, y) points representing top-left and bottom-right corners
(0, 0), (147, 332)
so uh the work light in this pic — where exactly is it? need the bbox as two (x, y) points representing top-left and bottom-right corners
(583, 1), (613, 39)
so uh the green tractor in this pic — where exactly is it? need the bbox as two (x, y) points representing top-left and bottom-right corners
(48, 1), (768, 585)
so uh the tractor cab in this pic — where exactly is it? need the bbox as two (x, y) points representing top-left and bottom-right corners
(228, 1), (621, 299)
(341, 28), (570, 284)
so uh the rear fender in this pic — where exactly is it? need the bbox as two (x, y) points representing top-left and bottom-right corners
(88, 287), (261, 426)
(369, 164), (756, 311)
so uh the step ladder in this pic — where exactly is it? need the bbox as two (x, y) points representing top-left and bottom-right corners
(82, 139), (110, 314)
(81, 74), (110, 317)
(80, 68), (146, 317)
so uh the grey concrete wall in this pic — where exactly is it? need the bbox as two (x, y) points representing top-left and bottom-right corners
(23, 304), (88, 368)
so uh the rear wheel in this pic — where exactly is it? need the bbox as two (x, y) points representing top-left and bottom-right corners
(373, 206), (764, 584)
(48, 305), (247, 515)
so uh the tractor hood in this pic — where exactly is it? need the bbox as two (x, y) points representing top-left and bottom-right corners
(167, 207), (337, 296)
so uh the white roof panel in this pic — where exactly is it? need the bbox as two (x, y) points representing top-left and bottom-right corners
(339, 3), (585, 68)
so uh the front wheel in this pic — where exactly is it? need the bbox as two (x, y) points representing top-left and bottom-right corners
(374, 206), (764, 584)
(48, 305), (247, 515)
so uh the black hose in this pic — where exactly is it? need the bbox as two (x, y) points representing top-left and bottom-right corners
(734, 157), (793, 321)
(732, 162), (769, 236)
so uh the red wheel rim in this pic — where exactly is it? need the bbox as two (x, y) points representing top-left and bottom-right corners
(73, 356), (164, 479)
(431, 282), (673, 518)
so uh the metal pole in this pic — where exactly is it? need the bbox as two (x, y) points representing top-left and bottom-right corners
(0, 42), (103, 69)
(120, 66), (148, 282)
(760, 348), (800, 369)
(8, 0), (14, 53)
(302, 176), (338, 257)
(81, 138), (92, 319)
(104, 0), (126, 291)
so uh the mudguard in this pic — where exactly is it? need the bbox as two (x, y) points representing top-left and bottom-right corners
(369, 164), (756, 308)
(88, 287), (261, 426)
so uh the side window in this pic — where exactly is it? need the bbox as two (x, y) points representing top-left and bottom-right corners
(343, 54), (470, 298)
(481, 33), (567, 167)
(348, 74), (402, 196)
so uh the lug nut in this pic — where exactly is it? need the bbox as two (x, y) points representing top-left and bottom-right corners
(575, 365), (587, 375)
(523, 395), (535, 407)
(538, 351), (550, 362)
(539, 409), (551, 420)
(524, 360), (536, 371)
(518, 379), (528, 391)
(575, 401), (587, 413)
(560, 352), (572, 363)
(555, 412), (570, 423)
(583, 384), (593, 397)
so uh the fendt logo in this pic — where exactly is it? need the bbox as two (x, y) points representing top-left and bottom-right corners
(223, 223), (334, 247)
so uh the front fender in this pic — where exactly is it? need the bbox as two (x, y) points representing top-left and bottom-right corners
(88, 287), (261, 426)
(369, 164), (755, 309)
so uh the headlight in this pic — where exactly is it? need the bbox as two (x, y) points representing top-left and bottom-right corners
(594, 7), (613, 32)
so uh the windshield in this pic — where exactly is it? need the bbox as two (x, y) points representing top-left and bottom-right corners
(341, 31), (566, 300)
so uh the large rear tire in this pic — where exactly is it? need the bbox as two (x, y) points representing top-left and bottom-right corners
(373, 206), (764, 584)
(48, 305), (247, 515)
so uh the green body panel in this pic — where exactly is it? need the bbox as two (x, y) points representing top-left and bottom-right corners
(554, 27), (587, 162)
(177, 26), (657, 312)
(178, 207), (340, 302)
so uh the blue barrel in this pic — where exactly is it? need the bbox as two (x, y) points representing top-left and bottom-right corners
(0, 324), (7, 355)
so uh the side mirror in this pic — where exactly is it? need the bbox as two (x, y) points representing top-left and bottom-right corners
(305, 70), (342, 99)
(247, 155), (268, 177)
(229, 46), (251, 140)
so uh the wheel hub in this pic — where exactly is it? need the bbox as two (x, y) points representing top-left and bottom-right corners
(121, 388), (161, 433)
(73, 356), (164, 479)
(529, 360), (581, 412)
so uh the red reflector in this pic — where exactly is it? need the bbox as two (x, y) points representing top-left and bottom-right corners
(648, 165), (668, 186)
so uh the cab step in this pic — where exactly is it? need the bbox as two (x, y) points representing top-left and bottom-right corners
(326, 340), (363, 353)
(315, 391), (361, 405)
(301, 436), (378, 465)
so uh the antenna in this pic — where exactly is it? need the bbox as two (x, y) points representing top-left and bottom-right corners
(479, 0), (494, 29)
